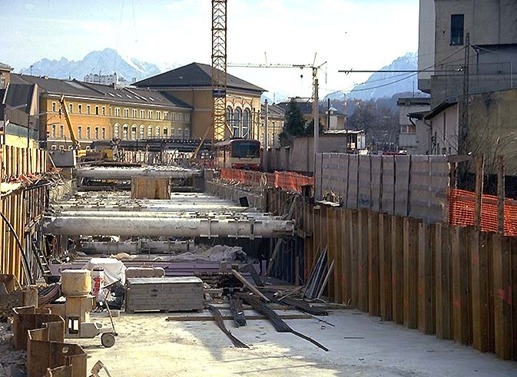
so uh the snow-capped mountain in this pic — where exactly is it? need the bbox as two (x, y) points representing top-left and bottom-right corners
(19, 48), (162, 83)
(326, 52), (422, 101)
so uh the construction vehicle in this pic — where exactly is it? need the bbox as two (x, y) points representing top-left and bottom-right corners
(58, 95), (86, 160)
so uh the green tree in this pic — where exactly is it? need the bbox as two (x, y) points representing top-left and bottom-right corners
(304, 118), (324, 137)
(279, 99), (306, 146)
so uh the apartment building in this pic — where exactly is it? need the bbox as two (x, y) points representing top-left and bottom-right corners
(418, 0), (517, 173)
(420, 0), (517, 106)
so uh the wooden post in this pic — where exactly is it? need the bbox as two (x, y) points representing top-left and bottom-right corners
(497, 156), (505, 235)
(403, 217), (419, 329)
(391, 215), (404, 325)
(342, 209), (352, 305)
(379, 213), (392, 321)
(368, 210), (380, 316)
(334, 208), (343, 303)
(350, 209), (359, 308)
(511, 237), (517, 361)
(470, 229), (490, 352)
(434, 223), (452, 339)
(451, 227), (471, 344)
(474, 155), (484, 229)
(358, 208), (369, 312)
(492, 234), (512, 359)
(418, 222), (435, 335)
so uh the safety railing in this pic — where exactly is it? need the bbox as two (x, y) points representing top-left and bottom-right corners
(219, 169), (314, 194)
(449, 188), (517, 236)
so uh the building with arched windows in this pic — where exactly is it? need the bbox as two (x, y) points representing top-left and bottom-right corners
(135, 62), (264, 141)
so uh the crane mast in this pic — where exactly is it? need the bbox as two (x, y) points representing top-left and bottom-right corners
(211, 0), (229, 141)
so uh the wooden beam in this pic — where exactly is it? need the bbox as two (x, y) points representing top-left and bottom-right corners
(232, 269), (270, 302)
(368, 210), (380, 316)
(391, 215), (404, 325)
(379, 213), (392, 321)
(434, 223), (452, 340)
(418, 222), (435, 335)
(471, 230), (490, 352)
(492, 234), (512, 359)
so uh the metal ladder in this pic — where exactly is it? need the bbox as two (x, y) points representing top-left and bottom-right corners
(34, 239), (51, 277)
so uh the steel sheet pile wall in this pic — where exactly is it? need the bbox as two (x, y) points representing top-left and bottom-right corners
(316, 154), (449, 223)
(0, 146), (47, 283)
(295, 204), (517, 360)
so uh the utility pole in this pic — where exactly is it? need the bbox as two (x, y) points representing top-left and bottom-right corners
(313, 70), (319, 155)
(459, 33), (470, 156)
(264, 99), (269, 149)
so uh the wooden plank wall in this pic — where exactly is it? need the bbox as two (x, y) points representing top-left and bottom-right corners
(287, 201), (517, 360)
(0, 145), (47, 284)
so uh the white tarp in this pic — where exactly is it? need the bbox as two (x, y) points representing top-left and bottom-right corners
(83, 257), (126, 285)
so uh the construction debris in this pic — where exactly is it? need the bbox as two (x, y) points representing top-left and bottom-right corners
(240, 295), (329, 352)
(207, 305), (249, 348)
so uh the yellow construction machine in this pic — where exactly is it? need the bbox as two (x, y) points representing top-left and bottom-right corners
(58, 95), (86, 160)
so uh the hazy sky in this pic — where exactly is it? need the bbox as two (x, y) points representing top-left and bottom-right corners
(0, 0), (419, 99)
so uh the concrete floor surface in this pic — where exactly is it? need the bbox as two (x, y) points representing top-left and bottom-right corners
(75, 309), (517, 377)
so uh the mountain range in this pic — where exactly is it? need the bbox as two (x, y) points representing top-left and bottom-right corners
(325, 52), (421, 101)
(19, 49), (421, 100)
(19, 48), (165, 83)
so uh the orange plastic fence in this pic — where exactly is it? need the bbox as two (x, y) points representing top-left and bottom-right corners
(219, 169), (314, 194)
(449, 188), (517, 236)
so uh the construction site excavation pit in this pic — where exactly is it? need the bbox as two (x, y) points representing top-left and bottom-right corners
(43, 190), (294, 276)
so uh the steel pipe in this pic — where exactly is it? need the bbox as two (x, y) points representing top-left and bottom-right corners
(75, 166), (202, 179)
(43, 216), (294, 238)
(81, 240), (192, 254)
(51, 211), (282, 221)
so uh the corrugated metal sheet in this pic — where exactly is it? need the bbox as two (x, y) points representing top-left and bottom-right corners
(394, 156), (410, 216)
(370, 156), (382, 213)
(381, 156), (395, 214)
(358, 156), (371, 209)
(407, 155), (449, 223)
(346, 155), (359, 209)
(314, 153), (449, 223)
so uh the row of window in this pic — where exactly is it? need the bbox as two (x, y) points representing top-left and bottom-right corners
(51, 101), (191, 122)
(226, 107), (252, 138)
(49, 123), (191, 141)
(113, 125), (190, 140)
(50, 124), (107, 140)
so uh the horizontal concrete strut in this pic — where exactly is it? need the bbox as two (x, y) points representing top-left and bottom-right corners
(75, 167), (202, 180)
(42, 216), (294, 238)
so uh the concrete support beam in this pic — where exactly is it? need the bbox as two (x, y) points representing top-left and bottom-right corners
(43, 216), (294, 238)
(53, 211), (282, 221)
(81, 240), (192, 254)
(75, 166), (202, 180)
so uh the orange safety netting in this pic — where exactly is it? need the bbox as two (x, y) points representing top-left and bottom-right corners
(219, 169), (314, 194)
(449, 188), (517, 236)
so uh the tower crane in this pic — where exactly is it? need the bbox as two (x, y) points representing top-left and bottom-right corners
(191, 0), (228, 161)
(211, 0), (230, 141)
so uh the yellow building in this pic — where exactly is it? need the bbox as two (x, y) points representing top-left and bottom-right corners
(11, 74), (192, 150)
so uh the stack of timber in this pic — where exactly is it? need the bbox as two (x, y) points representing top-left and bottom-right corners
(303, 248), (332, 300)
(125, 277), (204, 313)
